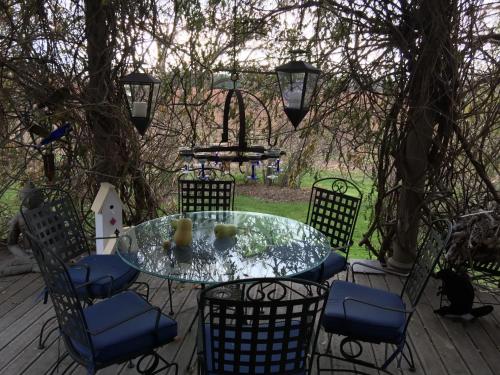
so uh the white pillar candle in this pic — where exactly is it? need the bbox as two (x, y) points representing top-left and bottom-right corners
(284, 89), (302, 109)
(132, 101), (148, 117)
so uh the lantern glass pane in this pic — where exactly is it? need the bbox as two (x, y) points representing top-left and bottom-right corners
(128, 84), (150, 118)
(278, 71), (305, 109)
(151, 82), (160, 112)
(302, 72), (319, 109)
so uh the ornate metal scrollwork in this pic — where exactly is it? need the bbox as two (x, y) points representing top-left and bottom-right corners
(136, 352), (178, 375)
(340, 337), (364, 360)
(330, 178), (350, 194)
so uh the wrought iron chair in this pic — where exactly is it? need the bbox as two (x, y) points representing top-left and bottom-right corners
(26, 232), (178, 375)
(168, 167), (235, 314)
(178, 167), (235, 213)
(294, 177), (362, 283)
(317, 219), (452, 374)
(197, 278), (329, 375)
(21, 188), (145, 349)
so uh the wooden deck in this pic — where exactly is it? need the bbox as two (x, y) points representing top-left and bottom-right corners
(0, 270), (499, 375)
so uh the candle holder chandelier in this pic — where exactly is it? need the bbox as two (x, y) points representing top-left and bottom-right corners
(120, 1), (321, 180)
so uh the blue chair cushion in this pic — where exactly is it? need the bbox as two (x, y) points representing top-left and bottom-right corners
(201, 322), (306, 375)
(69, 291), (177, 366)
(294, 251), (346, 282)
(322, 280), (406, 344)
(69, 254), (139, 298)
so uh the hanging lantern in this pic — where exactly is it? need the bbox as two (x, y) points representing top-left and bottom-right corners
(120, 72), (161, 135)
(275, 60), (321, 129)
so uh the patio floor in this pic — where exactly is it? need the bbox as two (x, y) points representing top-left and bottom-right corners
(0, 269), (499, 375)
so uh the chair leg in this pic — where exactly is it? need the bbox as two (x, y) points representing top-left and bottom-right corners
(60, 359), (78, 375)
(133, 281), (150, 301)
(344, 263), (350, 281)
(48, 351), (69, 375)
(381, 342), (404, 370)
(326, 333), (333, 353)
(400, 340), (416, 371)
(167, 279), (174, 315)
(39, 316), (58, 349)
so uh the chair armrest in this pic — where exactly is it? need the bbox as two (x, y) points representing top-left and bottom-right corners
(88, 305), (161, 336)
(87, 236), (119, 241)
(350, 261), (409, 277)
(71, 264), (91, 282)
(74, 274), (115, 298)
(342, 296), (414, 319)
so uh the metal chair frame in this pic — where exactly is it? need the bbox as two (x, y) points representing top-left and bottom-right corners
(177, 167), (235, 213)
(317, 219), (452, 374)
(166, 168), (235, 315)
(26, 232), (178, 375)
(197, 278), (329, 375)
(21, 187), (148, 348)
(306, 177), (363, 281)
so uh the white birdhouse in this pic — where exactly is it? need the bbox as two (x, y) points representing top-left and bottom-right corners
(91, 182), (123, 254)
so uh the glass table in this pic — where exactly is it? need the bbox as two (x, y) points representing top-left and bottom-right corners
(116, 211), (332, 284)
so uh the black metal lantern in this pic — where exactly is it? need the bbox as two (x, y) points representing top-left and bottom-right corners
(275, 60), (321, 129)
(120, 72), (160, 135)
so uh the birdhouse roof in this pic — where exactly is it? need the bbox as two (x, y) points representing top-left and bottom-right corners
(91, 182), (122, 213)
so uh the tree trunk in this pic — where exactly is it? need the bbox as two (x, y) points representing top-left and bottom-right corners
(84, 0), (122, 184)
(83, 0), (156, 223)
(389, 0), (455, 269)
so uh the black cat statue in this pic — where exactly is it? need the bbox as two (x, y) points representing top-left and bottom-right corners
(434, 269), (493, 320)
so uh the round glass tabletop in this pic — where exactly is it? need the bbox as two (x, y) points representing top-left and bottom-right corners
(116, 211), (331, 284)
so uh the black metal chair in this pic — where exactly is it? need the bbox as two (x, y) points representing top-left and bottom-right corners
(197, 278), (329, 375)
(317, 219), (452, 374)
(178, 167), (235, 213)
(21, 188), (146, 348)
(294, 177), (362, 283)
(26, 232), (178, 375)
(168, 167), (235, 314)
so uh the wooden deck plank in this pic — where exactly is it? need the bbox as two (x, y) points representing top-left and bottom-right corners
(0, 300), (52, 351)
(0, 273), (40, 305)
(0, 271), (498, 375)
(0, 308), (55, 371)
(0, 275), (44, 319)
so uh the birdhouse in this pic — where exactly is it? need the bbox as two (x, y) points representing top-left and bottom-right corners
(91, 182), (123, 254)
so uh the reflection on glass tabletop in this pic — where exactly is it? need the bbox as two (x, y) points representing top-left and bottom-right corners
(116, 211), (331, 284)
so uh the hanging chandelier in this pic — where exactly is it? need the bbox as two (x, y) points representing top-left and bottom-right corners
(178, 0), (283, 172)
(178, 86), (283, 166)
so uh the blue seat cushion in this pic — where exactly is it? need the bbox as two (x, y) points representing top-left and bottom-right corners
(201, 322), (306, 375)
(69, 291), (177, 366)
(294, 251), (346, 282)
(69, 254), (139, 298)
(322, 280), (406, 344)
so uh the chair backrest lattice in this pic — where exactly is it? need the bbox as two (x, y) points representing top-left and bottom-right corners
(21, 188), (90, 263)
(306, 178), (362, 254)
(199, 278), (328, 375)
(402, 219), (452, 308)
(26, 232), (94, 363)
(178, 168), (235, 213)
